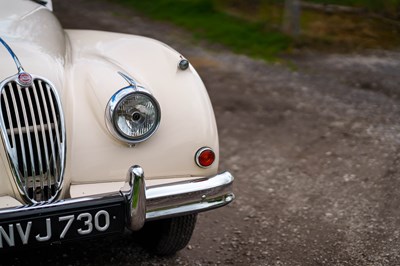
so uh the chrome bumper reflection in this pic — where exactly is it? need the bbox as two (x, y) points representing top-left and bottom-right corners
(146, 171), (234, 220)
(0, 165), (235, 232)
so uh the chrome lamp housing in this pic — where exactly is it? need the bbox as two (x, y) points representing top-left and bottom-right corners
(105, 76), (161, 145)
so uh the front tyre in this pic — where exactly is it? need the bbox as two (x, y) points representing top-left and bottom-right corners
(134, 214), (197, 256)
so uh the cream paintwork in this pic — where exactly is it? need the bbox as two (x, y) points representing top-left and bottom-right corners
(65, 30), (219, 183)
(0, 196), (22, 208)
(70, 182), (125, 198)
(0, 0), (219, 201)
(69, 177), (202, 198)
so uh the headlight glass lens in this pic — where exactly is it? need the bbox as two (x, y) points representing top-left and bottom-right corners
(114, 93), (160, 141)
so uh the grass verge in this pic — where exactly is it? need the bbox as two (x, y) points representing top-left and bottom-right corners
(113, 0), (292, 61)
(214, 1), (400, 52)
(113, 0), (400, 61)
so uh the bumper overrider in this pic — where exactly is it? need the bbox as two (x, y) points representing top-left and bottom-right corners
(0, 166), (234, 250)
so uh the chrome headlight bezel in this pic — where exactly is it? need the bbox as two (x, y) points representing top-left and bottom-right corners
(105, 85), (161, 145)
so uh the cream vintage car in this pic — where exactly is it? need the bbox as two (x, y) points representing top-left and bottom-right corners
(0, 0), (234, 255)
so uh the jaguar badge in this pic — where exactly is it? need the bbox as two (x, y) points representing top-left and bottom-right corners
(17, 72), (32, 87)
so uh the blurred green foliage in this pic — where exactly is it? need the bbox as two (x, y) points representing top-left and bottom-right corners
(117, 0), (291, 61)
(116, 0), (400, 60)
(210, 0), (400, 50)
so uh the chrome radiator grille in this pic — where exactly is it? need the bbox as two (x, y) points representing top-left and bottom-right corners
(0, 76), (65, 203)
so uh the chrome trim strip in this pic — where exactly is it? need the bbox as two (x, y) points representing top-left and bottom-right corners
(0, 191), (125, 216)
(146, 171), (234, 220)
(0, 37), (24, 73)
(118, 71), (138, 88)
(147, 193), (234, 220)
(6, 123), (55, 135)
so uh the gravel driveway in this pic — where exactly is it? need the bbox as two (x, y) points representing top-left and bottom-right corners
(3, 0), (400, 265)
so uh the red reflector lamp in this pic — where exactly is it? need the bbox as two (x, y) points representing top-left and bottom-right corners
(195, 147), (215, 168)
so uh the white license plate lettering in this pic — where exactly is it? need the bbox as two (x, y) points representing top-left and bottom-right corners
(16, 222), (32, 244)
(94, 210), (110, 232)
(0, 209), (113, 248)
(0, 224), (14, 248)
(36, 218), (51, 242)
(59, 215), (74, 239)
(77, 212), (93, 235)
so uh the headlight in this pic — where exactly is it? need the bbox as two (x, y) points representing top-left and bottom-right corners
(106, 87), (161, 144)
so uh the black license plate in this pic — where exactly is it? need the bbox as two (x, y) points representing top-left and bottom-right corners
(0, 197), (126, 250)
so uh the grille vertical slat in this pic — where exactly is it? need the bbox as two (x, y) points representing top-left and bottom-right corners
(1, 91), (16, 149)
(38, 81), (57, 188)
(9, 85), (28, 180)
(0, 76), (65, 203)
(25, 88), (45, 199)
(16, 84), (38, 198)
(32, 81), (50, 175)
(32, 81), (52, 201)
(46, 83), (62, 178)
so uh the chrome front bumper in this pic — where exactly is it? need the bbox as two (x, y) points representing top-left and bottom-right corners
(121, 165), (234, 230)
(0, 166), (235, 232)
